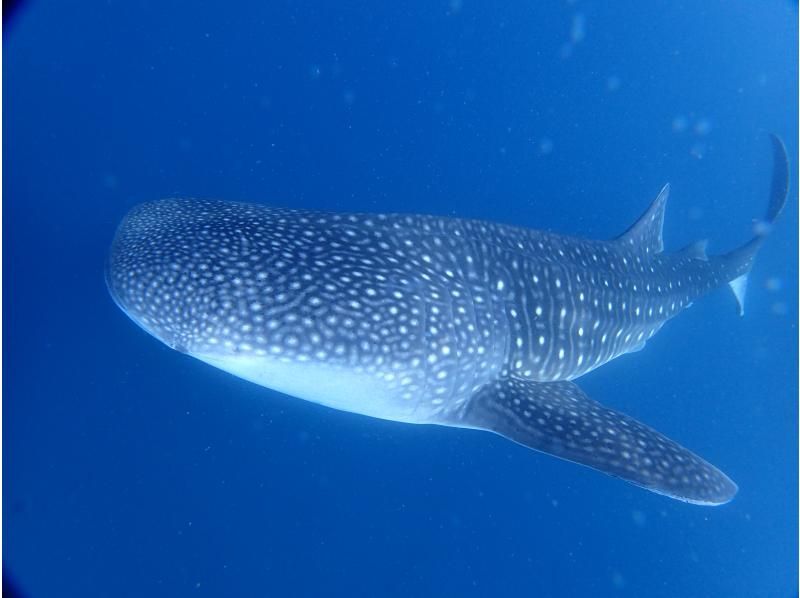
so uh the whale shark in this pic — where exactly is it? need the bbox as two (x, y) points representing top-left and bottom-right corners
(106, 136), (789, 505)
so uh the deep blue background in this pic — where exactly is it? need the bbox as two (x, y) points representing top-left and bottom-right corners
(5, 1), (797, 596)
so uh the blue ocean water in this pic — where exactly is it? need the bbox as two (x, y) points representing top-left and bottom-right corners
(4, 1), (797, 596)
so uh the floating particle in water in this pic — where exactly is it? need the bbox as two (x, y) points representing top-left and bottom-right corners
(694, 118), (712, 136)
(448, 0), (463, 15)
(688, 206), (704, 221)
(765, 277), (783, 292)
(309, 65), (321, 80)
(753, 220), (773, 237)
(606, 75), (621, 92)
(611, 571), (626, 589)
(690, 142), (706, 159)
(631, 510), (647, 527)
(103, 173), (118, 189)
(771, 302), (788, 316)
(538, 138), (554, 155)
(343, 90), (356, 105)
(672, 115), (688, 133)
(570, 13), (586, 43)
(559, 12), (586, 59)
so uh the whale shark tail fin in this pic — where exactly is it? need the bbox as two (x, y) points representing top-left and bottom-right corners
(443, 377), (737, 505)
(719, 134), (789, 315)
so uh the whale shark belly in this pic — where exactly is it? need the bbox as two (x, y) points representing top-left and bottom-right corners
(194, 352), (432, 424)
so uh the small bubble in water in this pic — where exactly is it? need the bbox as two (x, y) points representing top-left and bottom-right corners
(690, 142), (706, 159)
(606, 76), (621, 92)
(672, 115), (688, 133)
(103, 173), (118, 189)
(753, 220), (773, 236)
(771, 302), (788, 316)
(538, 138), (554, 155)
(570, 13), (586, 44)
(611, 572), (626, 589)
(694, 118), (712, 136)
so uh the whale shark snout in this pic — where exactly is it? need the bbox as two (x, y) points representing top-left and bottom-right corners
(106, 200), (208, 352)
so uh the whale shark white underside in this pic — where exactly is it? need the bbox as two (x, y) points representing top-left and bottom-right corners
(106, 136), (789, 506)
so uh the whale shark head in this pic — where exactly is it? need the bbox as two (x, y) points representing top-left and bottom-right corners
(105, 198), (483, 422)
(107, 199), (373, 353)
(108, 199), (276, 354)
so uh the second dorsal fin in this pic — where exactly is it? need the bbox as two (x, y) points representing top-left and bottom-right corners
(676, 239), (709, 261)
(615, 184), (669, 255)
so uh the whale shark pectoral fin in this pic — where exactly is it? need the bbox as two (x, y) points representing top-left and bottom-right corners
(445, 378), (737, 506)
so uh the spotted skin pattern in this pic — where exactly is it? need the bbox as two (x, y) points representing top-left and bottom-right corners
(452, 378), (736, 504)
(106, 137), (788, 505)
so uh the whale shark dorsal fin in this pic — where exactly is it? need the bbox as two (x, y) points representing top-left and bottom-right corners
(615, 184), (669, 255)
(443, 377), (737, 505)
